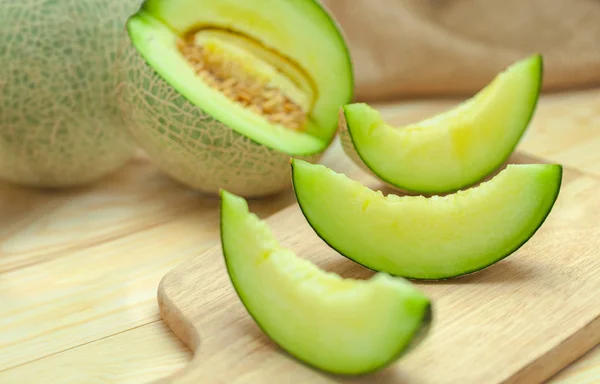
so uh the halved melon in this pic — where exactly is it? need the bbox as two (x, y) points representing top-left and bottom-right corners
(220, 190), (432, 375)
(0, 0), (138, 187)
(117, 0), (354, 197)
(339, 55), (543, 194)
(291, 159), (562, 280)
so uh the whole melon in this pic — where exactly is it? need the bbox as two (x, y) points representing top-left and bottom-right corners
(116, 0), (354, 198)
(0, 0), (142, 187)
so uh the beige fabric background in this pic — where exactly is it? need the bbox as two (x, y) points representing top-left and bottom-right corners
(321, 0), (600, 101)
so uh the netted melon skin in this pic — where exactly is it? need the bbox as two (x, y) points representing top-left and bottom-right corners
(117, 35), (324, 198)
(337, 110), (372, 175)
(0, 0), (139, 187)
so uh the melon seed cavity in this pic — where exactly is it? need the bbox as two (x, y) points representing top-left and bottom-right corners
(177, 36), (308, 131)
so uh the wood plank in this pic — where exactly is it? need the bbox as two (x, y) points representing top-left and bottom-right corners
(0, 152), (202, 274)
(552, 346), (600, 384)
(0, 311), (597, 383)
(0, 187), (301, 371)
(0, 217), (194, 371)
(0, 321), (190, 384)
(156, 153), (600, 384)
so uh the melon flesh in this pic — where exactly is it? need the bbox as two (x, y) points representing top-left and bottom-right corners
(185, 29), (313, 132)
(291, 159), (562, 280)
(340, 55), (542, 194)
(118, 0), (353, 197)
(126, 13), (324, 155)
(220, 190), (432, 375)
(0, 0), (137, 187)
(139, 0), (353, 144)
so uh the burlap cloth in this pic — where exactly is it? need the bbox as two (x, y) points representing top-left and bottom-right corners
(322, 0), (600, 101)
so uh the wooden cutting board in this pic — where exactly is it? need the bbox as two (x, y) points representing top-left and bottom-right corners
(155, 148), (600, 383)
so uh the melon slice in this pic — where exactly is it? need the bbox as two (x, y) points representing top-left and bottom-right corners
(339, 55), (543, 194)
(220, 190), (432, 375)
(0, 0), (138, 187)
(291, 159), (562, 280)
(118, 0), (354, 197)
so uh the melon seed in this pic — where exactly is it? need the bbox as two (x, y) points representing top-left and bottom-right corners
(177, 39), (307, 131)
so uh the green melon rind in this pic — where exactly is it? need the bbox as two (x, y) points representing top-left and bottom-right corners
(0, 0), (137, 187)
(290, 159), (563, 280)
(117, 28), (322, 198)
(339, 55), (543, 195)
(219, 189), (433, 375)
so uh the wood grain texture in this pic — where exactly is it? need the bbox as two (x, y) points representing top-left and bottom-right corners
(0, 154), (201, 273)
(552, 346), (600, 384)
(0, 150), (302, 371)
(0, 90), (599, 383)
(156, 151), (600, 384)
(322, 0), (600, 101)
(0, 321), (190, 384)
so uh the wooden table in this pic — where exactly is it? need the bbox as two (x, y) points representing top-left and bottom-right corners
(1, 89), (598, 383)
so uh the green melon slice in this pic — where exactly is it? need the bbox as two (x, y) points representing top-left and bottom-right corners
(220, 190), (432, 375)
(291, 159), (562, 280)
(0, 0), (138, 187)
(118, 0), (354, 197)
(339, 55), (543, 194)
